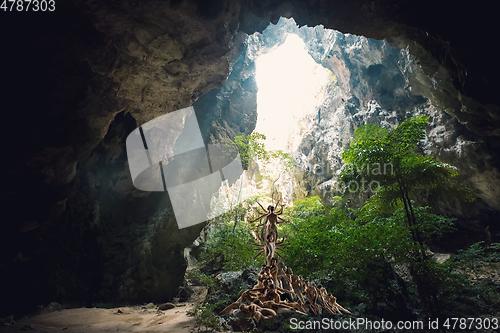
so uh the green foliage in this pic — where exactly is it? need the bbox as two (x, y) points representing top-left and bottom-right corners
(422, 242), (500, 315)
(290, 196), (325, 219)
(339, 115), (474, 204)
(485, 243), (500, 262)
(280, 194), (461, 308)
(201, 209), (261, 271)
(339, 114), (474, 277)
(356, 205), (455, 242)
(283, 198), (395, 299)
(185, 270), (217, 289)
(229, 132), (294, 172)
(201, 132), (295, 273)
(187, 302), (223, 332)
(282, 207), (353, 279)
(338, 115), (477, 315)
(232, 132), (267, 168)
(407, 206), (456, 241)
(452, 241), (500, 269)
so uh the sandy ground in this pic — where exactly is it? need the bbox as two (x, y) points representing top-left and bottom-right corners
(1, 306), (193, 333)
(0, 287), (208, 333)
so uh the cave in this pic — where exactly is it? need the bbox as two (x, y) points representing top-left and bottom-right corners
(1, 0), (499, 329)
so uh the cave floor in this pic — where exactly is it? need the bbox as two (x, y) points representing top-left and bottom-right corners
(1, 287), (209, 333)
(2, 305), (193, 333)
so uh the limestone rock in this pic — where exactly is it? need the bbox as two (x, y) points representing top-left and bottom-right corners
(37, 302), (63, 314)
(158, 303), (175, 311)
(142, 302), (156, 310)
(217, 267), (259, 295)
(226, 316), (256, 332)
(0, 315), (14, 326)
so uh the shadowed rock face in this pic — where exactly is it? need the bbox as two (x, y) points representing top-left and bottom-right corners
(0, 0), (498, 315)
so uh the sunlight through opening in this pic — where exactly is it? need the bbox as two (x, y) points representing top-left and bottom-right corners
(255, 34), (332, 152)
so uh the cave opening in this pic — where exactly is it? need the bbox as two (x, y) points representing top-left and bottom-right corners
(254, 33), (332, 152)
(201, 16), (416, 206)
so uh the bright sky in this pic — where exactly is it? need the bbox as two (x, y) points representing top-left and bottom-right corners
(255, 34), (331, 152)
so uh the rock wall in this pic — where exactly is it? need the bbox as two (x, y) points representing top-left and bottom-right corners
(0, 0), (498, 316)
(1, 0), (242, 315)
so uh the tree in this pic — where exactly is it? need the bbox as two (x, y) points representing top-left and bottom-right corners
(281, 197), (414, 312)
(339, 115), (473, 248)
(338, 115), (474, 315)
(203, 132), (294, 269)
(218, 132), (294, 231)
(230, 132), (294, 172)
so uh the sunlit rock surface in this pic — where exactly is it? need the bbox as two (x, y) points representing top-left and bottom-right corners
(205, 18), (499, 229)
